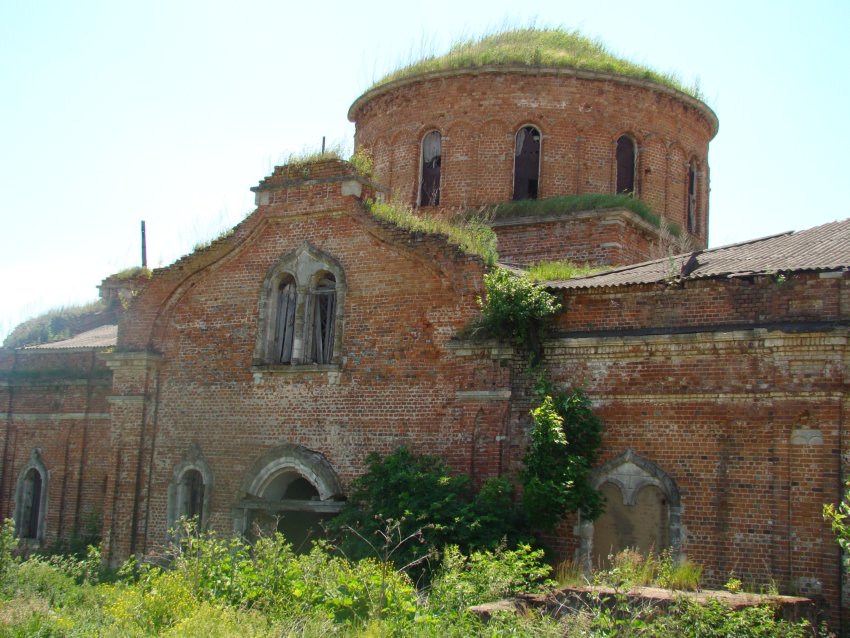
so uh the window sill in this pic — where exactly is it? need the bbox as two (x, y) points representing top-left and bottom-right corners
(252, 363), (341, 384)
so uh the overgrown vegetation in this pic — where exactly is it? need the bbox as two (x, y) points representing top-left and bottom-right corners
(823, 480), (850, 572)
(0, 518), (822, 637)
(526, 259), (606, 282)
(365, 199), (498, 266)
(2, 299), (107, 349)
(585, 548), (703, 591)
(477, 192), (682, 237)
(521, 376), (603, 531)
(468, 267), (560, 360)
(372, 28), (705, 99)
(328, 447), (527, 582)
(107, 266), (153, 280)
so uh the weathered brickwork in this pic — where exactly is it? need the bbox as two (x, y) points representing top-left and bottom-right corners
(2, 49), (849, 631)
(351, 68), (716, 249)
(0, 349), (113, 547)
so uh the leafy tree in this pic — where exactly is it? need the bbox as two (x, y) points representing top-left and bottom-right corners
(521, 376), (603, 531)
(824, 480), (850, 572)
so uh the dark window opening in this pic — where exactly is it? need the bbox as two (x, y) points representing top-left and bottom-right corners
(420, 131), (441, 206)
(275, 275), (297, 364)
(687, 160), (697, 234)
(311, 274), (336, 364)
(21, 468), (42, 539)
(513, 126), (541, 200)
(180, 469), (205, 522)
(278, 476), (329, 554)
(616, 135), (636, 194)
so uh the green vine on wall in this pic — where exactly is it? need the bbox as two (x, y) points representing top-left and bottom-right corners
(521, 374), (604, 531)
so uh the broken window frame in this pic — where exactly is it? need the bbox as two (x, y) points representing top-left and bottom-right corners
(615, 135), (637, 195)
(419, 130), (442, 207)
(274, 274), (297, 364)
(178, 469), (205, 523)
(309, 273), (336, 365)
(513, 125), (542, 201)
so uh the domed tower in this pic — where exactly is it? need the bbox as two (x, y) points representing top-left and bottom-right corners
(349, 30), (718, 267)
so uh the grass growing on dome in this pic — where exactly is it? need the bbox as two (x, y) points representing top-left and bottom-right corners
(372, 28), (702, 98)
(365, 200), (498, 266)
(475, 193), (681, 238)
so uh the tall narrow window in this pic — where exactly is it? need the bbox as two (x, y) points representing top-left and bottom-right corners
(310, 273), (336, 364)
(616, 135), (636, 194)
(513, 126), (540, 200)
(275, 275), (297, 364)
(686, 159), (697, 234)
(179, 469), (205, 522)
(20, 468), (42, 539)
(420, 131), (441, 206)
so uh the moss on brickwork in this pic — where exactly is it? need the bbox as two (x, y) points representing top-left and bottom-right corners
(373, 28), (702, 98)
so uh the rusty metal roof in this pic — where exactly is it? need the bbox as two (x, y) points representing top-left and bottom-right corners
(546, 218), (850, 290)
(23, 324), (117, 350)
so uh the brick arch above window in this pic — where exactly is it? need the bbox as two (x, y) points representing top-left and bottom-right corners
(254, 243), (346, 369)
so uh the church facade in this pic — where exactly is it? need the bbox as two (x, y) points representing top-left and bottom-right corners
(2, 32), (849, 620)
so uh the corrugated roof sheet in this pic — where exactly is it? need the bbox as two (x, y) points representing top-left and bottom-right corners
(546, 218), (850, 290)
(23, 324), (117, 350)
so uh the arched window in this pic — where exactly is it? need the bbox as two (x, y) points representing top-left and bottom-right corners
(616, 135), (636, 195)
(274, 274), (297, 364)
(513, 126), (541, 200)
(255, 244), (346, 368)
(167, 444), (213, 534)
(310, 272), (336, 364)
(14, 449), (48, 542)
(419, 130), (441, 206)
(179, 469), (205, 522)
(686, 159), (697, 234)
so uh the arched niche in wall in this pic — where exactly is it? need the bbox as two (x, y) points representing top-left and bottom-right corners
(576, 449), (682, 570)
(166, 443), (214, 535)
(233, 443), (345, 552)
(14, 449), (49, 543)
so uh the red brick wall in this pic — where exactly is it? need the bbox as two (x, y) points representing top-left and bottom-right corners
(106, 162), (513, 557)
(351, 68), (716, 246)
(0, 349), (113, 548)
(492, 208), (665, 267)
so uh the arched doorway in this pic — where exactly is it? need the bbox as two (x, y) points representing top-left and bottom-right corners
(234, 444), (344, 552)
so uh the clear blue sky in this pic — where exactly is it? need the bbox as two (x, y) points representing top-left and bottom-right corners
(1, 0), (848, 341)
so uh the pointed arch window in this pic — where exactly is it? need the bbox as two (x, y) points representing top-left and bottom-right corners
(14, 449), (48, 542)
(616, 135), (636, 195)
(275, 274), (297, 364)
(513, 126), (540, 200)
(686, 159), (698, 234)
(179, 469), (205, 522)
(419, 130), (441, 206)
(167, 444), (213, 534)
(310, 273), (336, 364)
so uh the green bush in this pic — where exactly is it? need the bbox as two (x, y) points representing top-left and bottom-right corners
(328, 447), (528, 581)
(474, 267), (560, 355)
(521, 378), (603, 531)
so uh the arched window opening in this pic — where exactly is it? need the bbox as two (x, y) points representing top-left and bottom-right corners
(419, 130), (441, 206)
(616, 135), (636, 195)
(20, 468), (43, 540)
(686, 159), (697, 234)
(179, 469), (205, 522)
(513, 126), (541, 200)
(310, 273), (336, 364)
(275, 274), (297, 364)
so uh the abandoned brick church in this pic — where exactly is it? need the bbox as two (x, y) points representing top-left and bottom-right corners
(2, 30), (849, 617)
